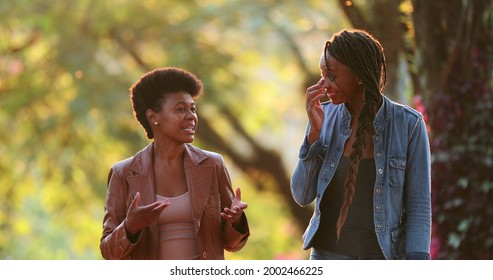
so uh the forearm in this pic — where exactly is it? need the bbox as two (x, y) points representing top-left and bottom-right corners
(100, 221), (139, 259)
(290, 137), (325, 206)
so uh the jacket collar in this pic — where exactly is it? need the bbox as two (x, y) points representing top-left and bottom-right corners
(373, 95), (392, 135)
(127, 142), (209, 175)
(339, 95), (391, 133)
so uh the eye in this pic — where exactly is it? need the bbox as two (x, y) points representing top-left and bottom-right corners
(190, 106), (197, 113)
(177, 107), (186, 112)
(321, 70), (336, 82)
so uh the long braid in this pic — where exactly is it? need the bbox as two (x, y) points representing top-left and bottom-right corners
(325, 30), (387, 241)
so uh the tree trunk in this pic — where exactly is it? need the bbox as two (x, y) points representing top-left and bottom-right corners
(412, 0), (493, 259)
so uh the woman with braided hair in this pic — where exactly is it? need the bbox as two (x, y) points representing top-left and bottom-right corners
(290, 29), (431, 260)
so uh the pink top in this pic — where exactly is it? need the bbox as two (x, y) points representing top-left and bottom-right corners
(156, 192), (200, 260)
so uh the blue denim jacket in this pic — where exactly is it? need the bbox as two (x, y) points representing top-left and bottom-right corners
(290, 96), (431, 260)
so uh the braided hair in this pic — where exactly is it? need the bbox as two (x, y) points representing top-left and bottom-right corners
(324, 29), (387, 241)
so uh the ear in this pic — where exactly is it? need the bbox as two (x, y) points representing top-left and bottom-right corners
(146, 108), (157, 125)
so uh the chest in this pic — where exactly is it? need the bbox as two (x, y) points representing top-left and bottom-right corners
(343, 121), (374, 158)
(153, 163), (188, 197)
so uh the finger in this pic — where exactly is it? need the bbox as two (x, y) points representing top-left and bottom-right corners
(306, 86), (323, 99)
(306, 78), (325, 95)
(131, 192), (141, 208)
(306, 88), (326, 110)
(234, 203), (248, 213)
(220, 213), (232, 219)
(235, 187), (242, 201)
(148, 200), (169, 211)
(140, 200), (166, 212)
(307, 92), (325, 112)
(152, 201), (169, 212)
(223, 207), (237, 215)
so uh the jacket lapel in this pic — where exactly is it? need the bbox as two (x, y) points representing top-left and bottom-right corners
(123, 143), (214, 244)
(184, 144), (214, 232)
(125, 143), (159, 258)
(126, 143), (156, 206)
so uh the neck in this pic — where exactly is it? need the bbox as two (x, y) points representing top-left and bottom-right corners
(345, 99), (365, 117)
(153, 140), (185, 163)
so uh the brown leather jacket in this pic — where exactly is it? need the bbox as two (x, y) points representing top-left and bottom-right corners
(100, 143), (250, 260)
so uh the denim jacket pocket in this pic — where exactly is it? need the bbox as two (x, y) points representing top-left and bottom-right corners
(389, 155), (406, 187)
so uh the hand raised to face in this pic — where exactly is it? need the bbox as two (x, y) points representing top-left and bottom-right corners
(306, 78), (327, 144)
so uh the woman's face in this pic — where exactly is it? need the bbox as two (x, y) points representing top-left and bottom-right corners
(319, 51), (364, 105)
(150, 91), (198, 144)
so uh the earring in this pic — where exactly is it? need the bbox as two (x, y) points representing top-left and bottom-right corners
(154, 121), (158, 125)
(358, 81), (362, 85)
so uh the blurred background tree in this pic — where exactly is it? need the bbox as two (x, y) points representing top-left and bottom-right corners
(0, 0), (491, 260)
(411, 0), (493, 259)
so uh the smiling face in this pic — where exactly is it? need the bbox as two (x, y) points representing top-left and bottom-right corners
(319, 51), (364, 105)
(147, 91), (198, 145)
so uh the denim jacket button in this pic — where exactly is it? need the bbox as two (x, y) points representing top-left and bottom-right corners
(330, 163), (335, 168)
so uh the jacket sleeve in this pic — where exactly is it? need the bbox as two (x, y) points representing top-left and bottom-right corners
(217, 156), (250, 252)
(404, 114), (432, 259)
(290, 122), (327, 207)
(100, 166), (141, 259)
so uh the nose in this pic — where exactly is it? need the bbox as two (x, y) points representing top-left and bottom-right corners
(186, 109), (197, 120)
(319, 78), (330, 90)
(323, 77), (337, 91)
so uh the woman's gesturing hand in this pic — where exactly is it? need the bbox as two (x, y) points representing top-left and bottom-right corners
(221, 187), (248, 225)
(124, 192), (170, 236)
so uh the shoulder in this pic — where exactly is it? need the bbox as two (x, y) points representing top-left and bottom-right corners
(383, 97), (428, 139)
(110, 143), (152, 175)
(385, 97), (424, 124)
(186, 144), (225, 164)
(322, 101), (343, 112)
(111, 156), (134, 172)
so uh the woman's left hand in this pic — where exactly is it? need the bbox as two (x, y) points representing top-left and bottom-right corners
(221, 187), (248, 224)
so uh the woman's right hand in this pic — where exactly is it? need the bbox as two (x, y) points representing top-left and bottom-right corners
(124, 192), (169, 237)
(306, 78), (327, 144)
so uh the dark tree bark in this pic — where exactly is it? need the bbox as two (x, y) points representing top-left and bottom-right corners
(412, 0), (493, 259)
